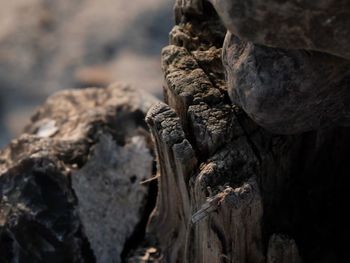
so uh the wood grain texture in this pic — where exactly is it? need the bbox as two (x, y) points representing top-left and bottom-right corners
(141, 1), (350, 262)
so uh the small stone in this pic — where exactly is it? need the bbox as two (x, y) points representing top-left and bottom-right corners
(36, 119), (59, 138)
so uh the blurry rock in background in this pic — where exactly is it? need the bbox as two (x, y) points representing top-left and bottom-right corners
(0, 0), (173, 147)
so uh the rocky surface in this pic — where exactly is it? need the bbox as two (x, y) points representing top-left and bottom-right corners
(210, 0), (350, 59)
(0, 0), (172, 146)
(223, 31), (350, 134)
(0, 83), (158, 262)
(203, 0), (350, 134)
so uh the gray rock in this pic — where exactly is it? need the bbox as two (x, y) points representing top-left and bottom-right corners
(0, 83), (158, 262)
(0, 157), (93, 263)
(223, 31), (350, 134)
(210, 0), (350, 59)
(72, 134), (153, 262)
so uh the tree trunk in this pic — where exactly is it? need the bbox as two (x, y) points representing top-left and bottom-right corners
(141, 1), (350, 262)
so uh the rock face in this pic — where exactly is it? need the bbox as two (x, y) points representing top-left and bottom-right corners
(0, 157), (92, 263)
(73, 134), (153, 262)
(0, 84), (158, 262)
(210, 0), (350, 59)
(207, 0), (350, 134)
(222, 32), (350, 134)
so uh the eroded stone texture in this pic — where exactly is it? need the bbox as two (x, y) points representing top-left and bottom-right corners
(0, 83), (157, 262)
(0, 157), (92, 263)
(223, 31), (350, 134)
(72, 134), (153, 262)
(210, 0), (350, 59)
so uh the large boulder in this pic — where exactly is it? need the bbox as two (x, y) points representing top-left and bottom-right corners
(210, 0), (350, 59)
(222, 32), (350, 134)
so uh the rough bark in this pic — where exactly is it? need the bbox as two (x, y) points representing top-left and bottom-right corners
(141, 1), (350, 263)
(0, 83), (158, 262)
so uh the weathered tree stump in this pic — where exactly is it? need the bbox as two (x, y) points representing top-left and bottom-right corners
(140, 1), (350, 262)
(1, 1), (350, 263)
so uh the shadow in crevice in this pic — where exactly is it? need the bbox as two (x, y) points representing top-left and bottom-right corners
(262, 127), (350, 263)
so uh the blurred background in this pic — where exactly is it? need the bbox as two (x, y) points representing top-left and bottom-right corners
(0, 0), (173, 147)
